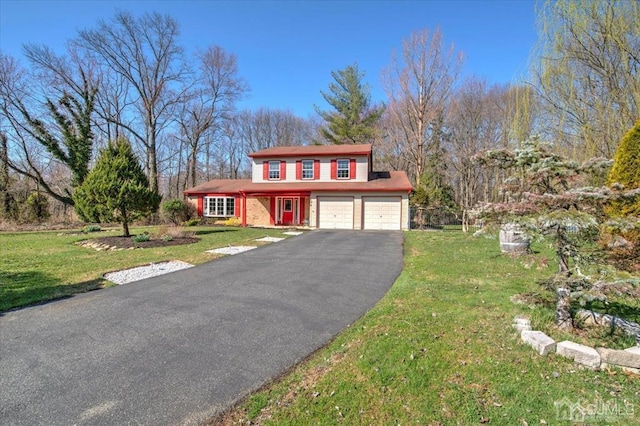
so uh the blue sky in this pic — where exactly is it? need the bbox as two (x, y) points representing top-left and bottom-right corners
(0, 0), (538, 117)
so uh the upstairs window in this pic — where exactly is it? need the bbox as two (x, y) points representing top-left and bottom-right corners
(269, 161), (280, 180)
(337, 159), (350, 179)
(302, 160), (314, 179)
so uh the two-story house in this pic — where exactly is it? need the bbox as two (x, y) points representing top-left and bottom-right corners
(183, 144), (413, 230)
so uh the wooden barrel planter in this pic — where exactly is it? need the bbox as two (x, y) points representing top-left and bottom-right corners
(499, 223), (530, 254)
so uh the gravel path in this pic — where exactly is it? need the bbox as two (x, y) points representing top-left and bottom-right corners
(104, 261), (194, 285)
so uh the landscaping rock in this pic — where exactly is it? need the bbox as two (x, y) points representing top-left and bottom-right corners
(521, 330), (556, 356)
(556, 341), (601, 369)
(597, 347), (640, 374)
(512, 323), (532, 332)
(513, 316), (531, 326)
(576, 309), (640, 340)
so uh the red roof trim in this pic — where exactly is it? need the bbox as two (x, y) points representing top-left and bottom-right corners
(183, 172), (413, 196)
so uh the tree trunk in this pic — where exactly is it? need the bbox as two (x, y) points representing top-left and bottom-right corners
(0, 132), (8, 218)
(556, 287), (573, 330)
(122, 209), (130, 237)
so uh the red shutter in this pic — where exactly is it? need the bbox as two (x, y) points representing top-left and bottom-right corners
(350, 159), (356, 180)
(280, 161), (287, 180)
(235, 195), (241, 217)
(197, 197), (204, 216)
(314, 160), (320, 180)
(263, 161), (269, 180)
(331, 159), (337, 180)
(296, 161), (302, 180)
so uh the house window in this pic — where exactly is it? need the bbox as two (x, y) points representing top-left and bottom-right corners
(302, 160), (314, 179)
(337, 159), (350, 179)
(269, 161), (280, 180)
(204, 197), (235, 217)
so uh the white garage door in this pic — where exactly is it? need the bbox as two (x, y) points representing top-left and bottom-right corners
(363, 197), (402, 230)
(317, 197), (354, 229)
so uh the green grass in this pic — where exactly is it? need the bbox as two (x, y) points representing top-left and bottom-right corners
(0, 225), (289, 312)
(217, 232), (640, 425)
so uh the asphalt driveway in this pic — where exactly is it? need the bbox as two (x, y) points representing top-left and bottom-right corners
(0, 230), (403, 425)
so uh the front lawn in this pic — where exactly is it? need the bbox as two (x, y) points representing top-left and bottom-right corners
(216, 231), (639, 425)
(0, 226), (289, 312)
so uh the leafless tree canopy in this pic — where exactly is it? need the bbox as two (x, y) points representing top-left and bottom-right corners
(1, 3), (638, 224)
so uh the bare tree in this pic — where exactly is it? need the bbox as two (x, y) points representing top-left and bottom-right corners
(78, 11), (188, 193)
(0, 51), (97, 206)
(532, 0), (640, 159)
(382, 27), (463, 186)
(179, 45), (248, 188)
(447, 79), (506, 217)
(237, 108), (310, 154)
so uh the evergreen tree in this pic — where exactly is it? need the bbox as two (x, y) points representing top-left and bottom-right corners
(476, 138), (640, 330)
(315, 63), (384, 145)
(74, 139), (161, 236)
(607, 120), (640, 217)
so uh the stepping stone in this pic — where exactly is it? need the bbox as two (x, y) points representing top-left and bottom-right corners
(206, 246), (257, 255)
(255, 237), (285, 242)
(283, 231), (303, 236)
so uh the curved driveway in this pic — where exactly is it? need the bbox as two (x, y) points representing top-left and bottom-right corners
(0, 230), (403, 425)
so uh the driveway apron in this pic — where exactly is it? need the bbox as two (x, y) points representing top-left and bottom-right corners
(0, 230), (403, 425)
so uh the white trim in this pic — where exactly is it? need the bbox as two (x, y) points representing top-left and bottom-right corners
(336, 158), (350, 179)
(301, 159), (314, 179)
(268, 161), (281, 180)
(204, 196), (235, 217)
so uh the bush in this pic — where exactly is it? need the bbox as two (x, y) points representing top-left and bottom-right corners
(183, 218), (201, 227)
(83, 225), (102, 233)
(604, 120), (640, 268)
(607, 119), (640, 217)
(131, 233), (150, 243)
(161, 199), (194, 225)
(223, 217), (241, 227)
(153, 225), (195, 240)
(24, 192), (50, 223)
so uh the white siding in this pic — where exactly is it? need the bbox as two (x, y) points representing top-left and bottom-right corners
(251, 156), (369, 183)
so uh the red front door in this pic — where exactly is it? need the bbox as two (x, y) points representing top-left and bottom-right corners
(281, 198), (294, 225)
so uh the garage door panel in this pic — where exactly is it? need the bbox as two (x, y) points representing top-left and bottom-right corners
(363, 197), (401, 230)
(318, 197), (354, 229)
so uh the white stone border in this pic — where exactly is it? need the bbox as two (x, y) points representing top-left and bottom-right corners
(514, 316), (640, 373)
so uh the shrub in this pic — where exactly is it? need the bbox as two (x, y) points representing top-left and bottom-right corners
(153, 225), (195, 240)
(83, 225), (102, 233)
(183, 218), (200, 227)
(131, 233), (150, 243)
(604, 120), (640, 269)
(24, 192), (50, 223)
(607, 119), (640, 217)
(161, 199), (194, 225)
(223, 217), (241, 227)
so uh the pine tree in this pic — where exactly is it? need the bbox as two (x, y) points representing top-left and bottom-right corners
(315, 63), (384, 145)
(73, 139), (161, 236)
(475, 138), (639, 330)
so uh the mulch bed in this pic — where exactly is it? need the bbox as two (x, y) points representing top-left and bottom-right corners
(89, 235), (199, 249)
